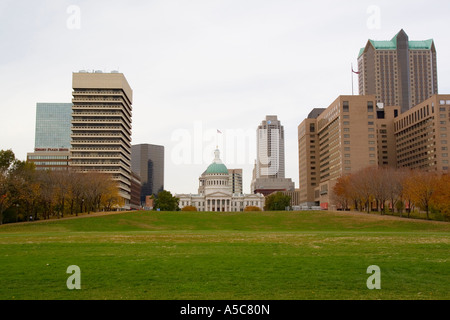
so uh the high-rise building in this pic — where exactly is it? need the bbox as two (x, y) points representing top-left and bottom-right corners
(27, 103), (72, 170)
(34, 103), (73, 149)
(131, 144), (164, 203)
(298, 95), (400, 209)
(255, 115), (285, 179)
(394, 94), (450, 173)
(297, 109), (324, 207)
(70, 71), (133, 208)
(251, 115), (295, 195)
(228, 169), (243, 194)
(358, 29), (438, 113)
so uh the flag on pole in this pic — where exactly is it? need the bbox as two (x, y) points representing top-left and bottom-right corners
(352, 66), (361, 74)
(217, 129), (222, 134)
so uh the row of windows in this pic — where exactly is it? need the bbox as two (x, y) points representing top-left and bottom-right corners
(396, 104), (435, 131)
(342, 101), (375, 113)
(35, 162), (69, 166)
(28, 156), (69, 160)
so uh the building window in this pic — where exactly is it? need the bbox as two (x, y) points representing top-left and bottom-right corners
(367, 101), (374, 113)
(343, 101), (349, 112)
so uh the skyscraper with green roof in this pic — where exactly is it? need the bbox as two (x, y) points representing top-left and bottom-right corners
(357, 29), (437, 113)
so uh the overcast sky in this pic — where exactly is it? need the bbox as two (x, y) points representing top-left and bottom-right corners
(1, 0), (450, 194)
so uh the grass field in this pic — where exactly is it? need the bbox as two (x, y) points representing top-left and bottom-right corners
(0, 210), (449, 300)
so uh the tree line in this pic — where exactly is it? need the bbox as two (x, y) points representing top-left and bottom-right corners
(0, 149), (123, 224)
(331, 166), (450, 221)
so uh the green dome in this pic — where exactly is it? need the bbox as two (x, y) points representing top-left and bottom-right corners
(205, 162), (229, 174)
(203, 148), (229, 175)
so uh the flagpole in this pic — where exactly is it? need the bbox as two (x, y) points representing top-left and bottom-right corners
(351, 63), (354, 95)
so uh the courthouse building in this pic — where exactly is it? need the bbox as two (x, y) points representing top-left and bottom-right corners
(176, 149), (265, 212)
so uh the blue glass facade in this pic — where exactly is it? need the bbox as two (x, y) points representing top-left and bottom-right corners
(34, 103), (72, 149)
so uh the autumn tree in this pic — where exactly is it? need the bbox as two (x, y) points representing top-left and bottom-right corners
(331, 175), (352, 210)
(403, 170), (438, 220)
(370, 167), (391, 214)
(349, 167), (377, 213)
(101, 177), (123, 211)
(431, 174), (450, 220)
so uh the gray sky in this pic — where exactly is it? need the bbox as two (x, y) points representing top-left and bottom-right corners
(1, 0), (450, 194)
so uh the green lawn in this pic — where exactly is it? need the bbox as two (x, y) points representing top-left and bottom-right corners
(0, 210), (449, 300)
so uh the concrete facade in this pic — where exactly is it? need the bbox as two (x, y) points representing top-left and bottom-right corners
(70, 71), (133, 208)
(394, 94), (450, 173)
(358, 29), (438, 113)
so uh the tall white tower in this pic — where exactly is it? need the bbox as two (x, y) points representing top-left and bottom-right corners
(251, 115), (294, 195)
(256, 115), (285, 179)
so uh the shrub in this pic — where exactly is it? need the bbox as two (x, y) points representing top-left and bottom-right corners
(181, 205), (197, 212)
(244, 206), (262, 212)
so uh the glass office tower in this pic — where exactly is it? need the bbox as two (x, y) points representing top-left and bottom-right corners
(27, 103), (73, 170)
(34, 103), (72, 149)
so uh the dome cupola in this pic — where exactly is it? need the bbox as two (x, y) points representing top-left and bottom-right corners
(204, 148), (229, 175)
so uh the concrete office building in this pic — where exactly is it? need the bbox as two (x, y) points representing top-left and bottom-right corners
(297, 109), (324, 207)
(375, 104), (400, 168)
(358, 29), (438, 113)
(251, 115), (295, 195)
(130, 172), (142, 210)
(394, 94), (450, 173)
(70, 71), (133, 208)
(228, 169), (243, 194)
(131, 144), (165, 204)
(27, 103), (72, 170)
(298, 95), (389, 209)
